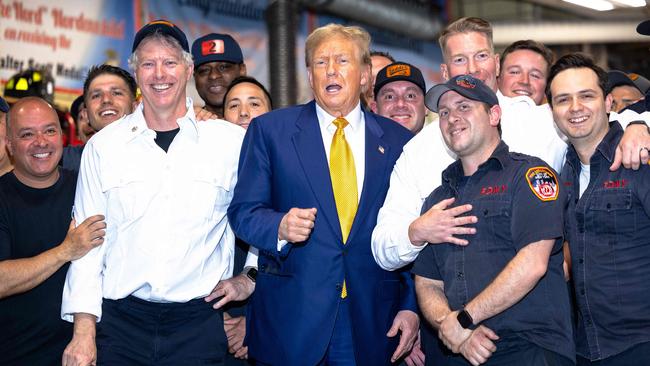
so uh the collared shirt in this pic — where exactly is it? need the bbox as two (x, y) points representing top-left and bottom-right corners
(315, 102), (366, 196)
(562, 121), (650, 361)
(372, 92), (567, 270)
(277, 103), (366, 251)
(412, 141), (574, 361)
(61, 98), (245, 321)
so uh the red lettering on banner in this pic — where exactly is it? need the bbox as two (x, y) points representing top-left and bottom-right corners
(12, 2), (46, 25)
(0, 0), (11, 18)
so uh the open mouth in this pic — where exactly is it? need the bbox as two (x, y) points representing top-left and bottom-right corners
(326, 84), (342, 93)
(568, 115), (589, 124)
(512, 89), (532, 97)
(31, 152), (52, 159)
(151, 83), (172, 92)
(449, 126), (468, 137)
(99, 109), (118, 118)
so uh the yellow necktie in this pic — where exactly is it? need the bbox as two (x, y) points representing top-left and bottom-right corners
(329, 117), (358, 298)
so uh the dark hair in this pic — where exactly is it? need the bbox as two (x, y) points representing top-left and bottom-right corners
(223, 76), (273, 110)
(545, 53), (608, 107)
(500, 40), (554, 74)
(83, 64), (137, 102)
(370, 50), (395, 63)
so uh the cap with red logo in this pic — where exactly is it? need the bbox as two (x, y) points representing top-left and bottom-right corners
(132, 19), (189, 53)
(191, 33), (244, 67)
(425, 75), (498, 113)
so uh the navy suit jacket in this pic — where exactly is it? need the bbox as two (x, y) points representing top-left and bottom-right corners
(228, 101), (416, 366)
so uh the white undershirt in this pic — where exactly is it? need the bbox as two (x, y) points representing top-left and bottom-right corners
(579, 162), (590, 198)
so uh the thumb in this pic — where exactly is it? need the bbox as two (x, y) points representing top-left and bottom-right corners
(610, 146), (623, 171)
(68, 218), (77, 231)
(386, 319), (400, 337)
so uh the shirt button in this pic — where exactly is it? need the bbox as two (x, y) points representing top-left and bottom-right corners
(483, 209), (489, 216)
(335, 283), (342, 290)
(606, 203), (612, 210)
(457, 272), (464, 279)
(580, 289), (585, 295)
(579, 259), (584, 264)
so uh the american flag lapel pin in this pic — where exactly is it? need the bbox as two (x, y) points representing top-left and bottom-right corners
(378, 145), (385, 154)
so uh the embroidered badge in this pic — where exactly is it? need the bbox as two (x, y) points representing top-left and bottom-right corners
(387, 64), (411, 78)
(202, 39), (225, 56)
(526, 166), (559, 201)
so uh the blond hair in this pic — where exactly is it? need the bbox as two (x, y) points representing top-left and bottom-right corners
(305, 23), (371, 67)
(439, 17), (493, 61)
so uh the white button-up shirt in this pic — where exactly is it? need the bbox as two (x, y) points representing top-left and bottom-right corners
(371, 92), (568, 270)
(62, 99), (245, 321)
(277, 102), (366, 251)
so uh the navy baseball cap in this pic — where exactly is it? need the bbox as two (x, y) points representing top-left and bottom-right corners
(608, 70), (650, 95)
(425, 75), (498, 113)
(0, 96), (8, 113)
(191, 33), (244, 67)
(132, 19), (189, 53)
(374, 62), (426, 99)
(637, 20), (650, 36)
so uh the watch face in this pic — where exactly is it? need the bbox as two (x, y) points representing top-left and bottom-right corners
(246, 268), (258, 282)
(457, 310), (473, 329)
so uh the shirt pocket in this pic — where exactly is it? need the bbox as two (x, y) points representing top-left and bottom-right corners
(102, 169), (151, 223)
(473, 199), (512, 252)
(186, 165), (233, 221)
(588, 189), (634, 236)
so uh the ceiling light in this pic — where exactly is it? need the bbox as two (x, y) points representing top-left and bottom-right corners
(610, 0), (647, 7)
(562, 0), (614, 11)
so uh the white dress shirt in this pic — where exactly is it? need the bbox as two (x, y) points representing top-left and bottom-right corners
(371, 92), (569, 271)
(277, 102), (366, 251)
(62, 99), (245, 321)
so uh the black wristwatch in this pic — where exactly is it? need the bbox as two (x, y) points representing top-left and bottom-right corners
(457, 309), (474, 329)
(243, 267), (257, 283)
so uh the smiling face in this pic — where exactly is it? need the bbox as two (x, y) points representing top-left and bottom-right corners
(308, 34), (369, 117)
(224, 82), (271, 129)
(438, 91), (500, 159)
(498, 49), (548, 105)
(85, 73), (136, 131)
(6, 98), (62, 188)
(134, 37), (193, 117)
(194, 61), (246, 114)
(550, 67), (611, 151)
(441, 32), (499, 91)
(374, 80), (426, 133)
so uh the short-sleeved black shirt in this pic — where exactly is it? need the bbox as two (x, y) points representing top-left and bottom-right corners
(0, 169), (77, 365)
(413, 141), (574, 362)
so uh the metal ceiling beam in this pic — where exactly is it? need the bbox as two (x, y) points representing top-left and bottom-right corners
(299, 0), (442, 40)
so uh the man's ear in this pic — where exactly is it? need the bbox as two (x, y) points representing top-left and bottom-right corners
(240, 63), (247, 76)
(369, 100), (378, 113)
(489, 104), (502, 127)
(440, 63), (449, 81)
(605, 93), (613, 114)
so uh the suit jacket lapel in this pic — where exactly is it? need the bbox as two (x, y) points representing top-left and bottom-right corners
(348, 110), (390, 242)
(291, 101), (342, 240)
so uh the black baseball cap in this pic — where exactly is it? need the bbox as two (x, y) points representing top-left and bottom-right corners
(191, 33), (244, 67)
(637, 20), (650, 36)
(374, 62), (426, 99)
(608, 70), (650, 95)
(0, 96), (8, 113)
(425, 75), (498, 113)
(70, 95), (85, 121)
(132, 19), (189, 52)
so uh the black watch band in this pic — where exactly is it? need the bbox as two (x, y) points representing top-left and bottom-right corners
(457, 309), (474, 329)
(244, 267), (257, 283)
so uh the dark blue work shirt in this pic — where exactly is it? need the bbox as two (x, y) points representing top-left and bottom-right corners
(562, 121), (650, 361)
(413, 141), (574, 362)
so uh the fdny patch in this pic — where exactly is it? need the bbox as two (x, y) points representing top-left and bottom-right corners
(526, 166), (559, 201)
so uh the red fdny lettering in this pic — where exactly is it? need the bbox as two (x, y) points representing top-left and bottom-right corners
(480, 185), (507, 195)
(603, 179), (628, 189)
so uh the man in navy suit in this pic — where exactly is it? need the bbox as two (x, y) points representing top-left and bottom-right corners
(227, 24), (418, 365)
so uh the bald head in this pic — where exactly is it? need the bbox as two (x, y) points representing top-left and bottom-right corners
(6, 97), (63, 188)
(7, 97), (59, 135)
